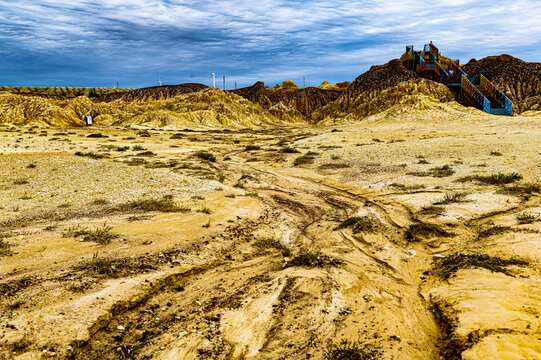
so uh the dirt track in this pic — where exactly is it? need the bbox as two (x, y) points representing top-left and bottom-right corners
(0, 112), (540, 359)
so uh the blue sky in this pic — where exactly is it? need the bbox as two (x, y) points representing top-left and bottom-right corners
(0, 0), (540, 89)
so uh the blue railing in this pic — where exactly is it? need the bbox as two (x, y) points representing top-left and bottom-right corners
(461, 75), (491, 113)
(480, 75), (513, 115)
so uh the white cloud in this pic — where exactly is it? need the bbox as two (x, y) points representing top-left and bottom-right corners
(0, 0), (539, 86)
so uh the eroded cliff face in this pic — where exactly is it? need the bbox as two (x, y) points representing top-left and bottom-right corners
(231, 82), (342, 118)
(309, 60), (454, 123)
(347, 59), (421, 95)
(94, 83), (209, 103)
(462, 55), (541, 113)
(0, 89), (298, 128)
(0, 93), (100, 127)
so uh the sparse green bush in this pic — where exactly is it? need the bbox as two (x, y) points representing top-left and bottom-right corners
(132, 145), (145, 151)
(245, 145), (260, 151)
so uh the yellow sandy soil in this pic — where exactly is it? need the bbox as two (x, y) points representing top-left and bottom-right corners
(0, 110), (540, 359)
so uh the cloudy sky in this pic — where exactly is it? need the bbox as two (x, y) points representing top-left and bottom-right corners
(0, 0), (540, 89)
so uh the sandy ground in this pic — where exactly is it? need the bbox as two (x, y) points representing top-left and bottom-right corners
(0, 111), (540, 359)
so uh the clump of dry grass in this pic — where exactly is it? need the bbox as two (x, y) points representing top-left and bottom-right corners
(498, 183), (540, 198)
(478, 225), (511, 239)
(434, 192), (468, 205)
(318, 163), (350, 170)
(432, 253), (528, 279)
(405, 223), (454, 242)
(115, 198), (190, 213)
(74, 151), (107, 159)
(516, 212), (540, 224)
(418, 205), (445, 216)
(389, 183), (425, 191)
(457, 172), (523, 185)
(63, 225), (118, 245)
(0, 238), (13, 257)
(194, 150), (216, 162)
(279, 146), (300, 154)
(324, 340), (381, 360)
(252, 237), (291, 257)
(407, 165), (455, 178)
(335, 216), (382, 233)
(286, 252), (342, 268)
(294, 152), (317, 166)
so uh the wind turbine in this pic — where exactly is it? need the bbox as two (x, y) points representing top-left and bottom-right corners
(211, 65), (216, 88)
(158, 71), (162, 86)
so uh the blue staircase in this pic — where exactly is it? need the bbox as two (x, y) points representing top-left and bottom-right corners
(403, 43), (513, 115)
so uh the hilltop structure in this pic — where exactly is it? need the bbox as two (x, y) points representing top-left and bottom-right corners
(401, 42), (513, 115)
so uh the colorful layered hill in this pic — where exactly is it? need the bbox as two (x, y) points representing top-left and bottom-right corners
(462, 55), (541, 113)
(309, 59), (455, 123)
(230, 81), (342, 118)
(0, 88), (298, 128)
(94, 84), (209, 103)
(0, 86), (130, 100)
(1, 54), (539, 127)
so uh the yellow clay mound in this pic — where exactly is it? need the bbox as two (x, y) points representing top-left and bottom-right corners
(0, 88), (302, 128)
(311, 80), (455, 124)
(272, 80), (300, 91)
(100, 88), (295, 128)
(0, 92), (80, 126)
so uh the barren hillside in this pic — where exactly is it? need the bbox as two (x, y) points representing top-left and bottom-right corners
(462, 55), (541, 113)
